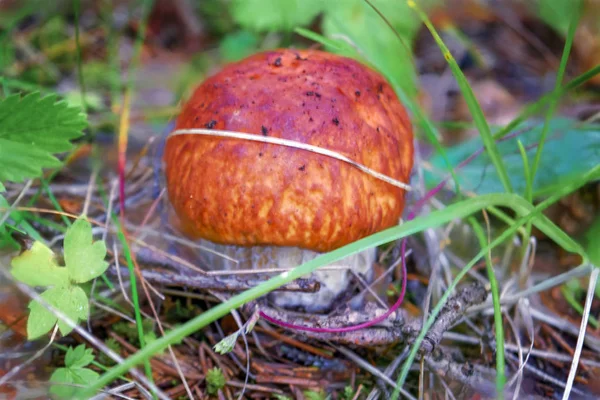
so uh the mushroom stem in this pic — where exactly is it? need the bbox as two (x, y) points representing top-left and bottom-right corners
(197, 240), (376, 312)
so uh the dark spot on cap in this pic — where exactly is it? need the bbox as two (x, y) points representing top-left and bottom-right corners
(332, 117), (339, 126)
(259, 152), (263, 157)
(377, 83), (384, 93)
(205, 120), (217, 129)
(309, 117), (313, 122)
(315, 92), (322, 99)
(273, 57), (282, 67)
(298, 165), (306, 171)
(294, 53), (308, 61)
(355, 90), (361, 97)
(306, 91), (314, 96)
(261, 126), (268, 136)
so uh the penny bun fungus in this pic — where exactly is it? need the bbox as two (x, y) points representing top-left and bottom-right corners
(164, 49), (413, 311)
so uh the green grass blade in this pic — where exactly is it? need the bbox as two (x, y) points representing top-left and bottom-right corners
(493, 63), (600, 142)
(471, 218), (505, 398)
(79, 190), (585, 398)
(392, 163), (599, 398)
(528, 0), (582, 196)
(407, 0), (513, 193)
(294, 27), (352, 52)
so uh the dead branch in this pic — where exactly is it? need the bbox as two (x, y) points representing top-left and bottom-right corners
(108, 266), (320, 293)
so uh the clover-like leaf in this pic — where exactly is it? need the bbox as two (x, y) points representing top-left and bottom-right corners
(65, 344), (95, 369)
(27, 285), (89, 339)
(49, 364), (99, 399)
(49, 368), (75, 399)
(64, 217), (108, 283)
(11, 241), (69, 287)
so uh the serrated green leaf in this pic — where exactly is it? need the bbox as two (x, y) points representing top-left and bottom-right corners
(27, 285), (89, 340)
(231, 0), (323, 32)
(0, 138), (63, 182)
(426, 119), (600, 197)
(65, 344), (94, 369)
(0, 92), (86, 184)
(65, 345), (83, 368)
(64, 218), (108, 283)
(11, 241), (69, 287)
(50, 365), (99, 399)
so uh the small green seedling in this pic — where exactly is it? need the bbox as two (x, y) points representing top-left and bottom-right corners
(213, 307), (259, 354)
(49, 344), (100, 399)
(11, 217), (108, 340)
(304, 389), (330, 400)
(206, 367), (226, 395)
(342, 386), (355, 400)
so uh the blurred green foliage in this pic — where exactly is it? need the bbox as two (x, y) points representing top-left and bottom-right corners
(426, 119), (600, 197)
(219, 30), (260, 62)
(224, 0), (439, 97)
(231, 0), (324, 32)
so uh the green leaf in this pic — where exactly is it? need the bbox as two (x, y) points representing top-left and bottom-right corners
(11, 241), (69, 287)
(50, 366), (99, 399)
(426, 119), (600, 197)
(0, 182), (5, 192)
(27, 285), (89, 339)
(0, 92), (86, 184)
(536, 0), (577, 35)
(0, 139), (63, 182)
(49, 368), (75, 399)
(321, 0), (433, 97)
(64, 218), (108, 283)
(230, 0), (323, 32)
(65, 344), (95, 369)
(219, 30), (259, 62)
(294, 27), (355, 52)
(71, 367), (100, 385)
(304, 390), (328, 400)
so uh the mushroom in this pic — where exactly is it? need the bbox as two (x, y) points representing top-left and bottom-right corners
(164, 49), (413, 312)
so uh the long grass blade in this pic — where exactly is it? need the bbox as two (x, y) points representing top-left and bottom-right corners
(78, 185), (589, 398)
(407, 0), (513, 193)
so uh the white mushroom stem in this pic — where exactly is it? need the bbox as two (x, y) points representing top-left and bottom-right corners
(197, 239), (376, 312)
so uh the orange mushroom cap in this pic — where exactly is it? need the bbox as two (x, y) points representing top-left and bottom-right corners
(164, 49), (414, 253)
